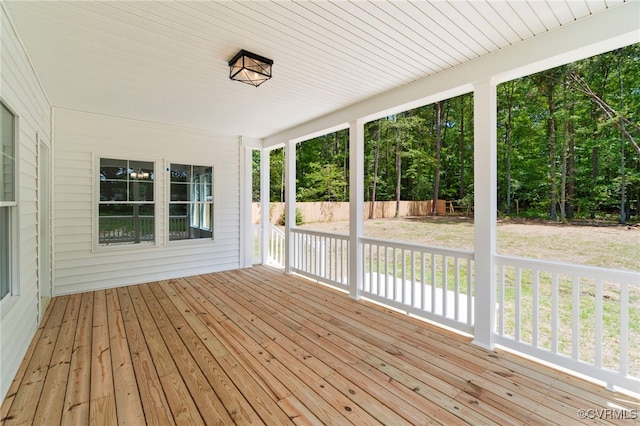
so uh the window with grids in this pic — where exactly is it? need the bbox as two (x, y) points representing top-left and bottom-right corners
(98, 158), (154, 245)
(1, 103), (16, 300)
(169, 164), (213, 241)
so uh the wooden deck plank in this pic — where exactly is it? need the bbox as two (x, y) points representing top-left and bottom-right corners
(235, 270), (499, 424)
(105, 288), (145, 426)
(152, 280), (271, 425)
(167, 278), (295, 425)
(117, 287), (175, 425)
(3, 296), (69, 425)
(207, 271), (437, 425)
(32, 293), (82, 425)
(215, 270), (457, 425)
(2, 266), (638, 425)
(192, 277), (377, 424)
(128, 285), (205, 425)
(61, 292), (93, 426)
(194, 273), (396, 426)
(0, 297), (57, 422)
(138, 283), (234, 425)
(89, 290), (117, 425)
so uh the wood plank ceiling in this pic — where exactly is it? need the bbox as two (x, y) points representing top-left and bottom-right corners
(3, 1), (627, 139)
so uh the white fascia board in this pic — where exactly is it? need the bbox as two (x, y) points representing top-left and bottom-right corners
(263, 0), (639, 148)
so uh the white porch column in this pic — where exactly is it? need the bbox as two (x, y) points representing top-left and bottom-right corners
(473, 80), (497, 349)
(239, 141), (254, 268)
(284, 140), (296, 274)
(349, 119), (364, 300)
(260, 148), (271, 265)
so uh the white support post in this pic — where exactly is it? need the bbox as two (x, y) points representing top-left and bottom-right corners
(349, 120), (364, 300)
(284, 140), (296, 274)
(239, 141), (254, 268)
(472, 80), (497, 349)
(260, 148), (270, 265)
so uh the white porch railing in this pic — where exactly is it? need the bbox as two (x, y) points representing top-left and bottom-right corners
(268, 224), (285, 268)
(494, 255), (640, 392)
(252, 224), (262, 264)
(290, 228), (349, 291)
(266, 226), (639, 392)
(361, 237), (475, 335)
(253, 223), (285, 267)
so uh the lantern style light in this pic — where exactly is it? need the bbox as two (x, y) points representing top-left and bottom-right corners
(228, 49), (273, 87)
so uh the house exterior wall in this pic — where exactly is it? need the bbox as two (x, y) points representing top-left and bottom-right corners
(52, 109), (241, 296)
(0, 6), (51, 400)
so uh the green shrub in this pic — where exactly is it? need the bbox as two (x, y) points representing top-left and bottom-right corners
(278, 208), (304, 226)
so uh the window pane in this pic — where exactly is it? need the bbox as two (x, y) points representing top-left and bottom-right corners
(169, 164), (213, 241)
(170, 183), (189, 201)
(100, 158), (128, 181)
(99, 203), (154, 245)
(129, 160), (154, 181)
(169, 203), (189, 241)
(98, 158), (155, 246)
(100, 180), (127, 201)
(1, 104), (15, 203)
(129, 181), (154, 201)
(200, 202), (213, 231)
(0, 207), (9, 299)
(170, 164), (189, 182)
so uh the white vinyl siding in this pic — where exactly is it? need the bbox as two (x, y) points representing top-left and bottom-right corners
(0, 4), (51, 401)
(53, 109), (240, 295)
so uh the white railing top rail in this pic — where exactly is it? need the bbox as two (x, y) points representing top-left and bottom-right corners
(271, 223), (285, 237)
(495, 254), (639, 283)
(361, 236), (474, 260)
(290, 227), (349, 240)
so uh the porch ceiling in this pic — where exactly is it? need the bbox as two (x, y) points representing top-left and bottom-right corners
(3, 0), (627, 139)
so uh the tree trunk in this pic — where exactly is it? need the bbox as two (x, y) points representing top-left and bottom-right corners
(432, 101), (442, 216)
(567, 101), (575, 220)
(504, 82), (515, 215)
(591, 147), (599, 219)
(370, 119), (381, 219)
(547, 79), (558, 221)
(458, 96), (465, 200)
(560, 77), (568, 221)
(394, 124), (402, 218)
(618, 51), (627, 224)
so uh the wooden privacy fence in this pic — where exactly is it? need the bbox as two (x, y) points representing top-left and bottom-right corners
(252, 200), (448, 224)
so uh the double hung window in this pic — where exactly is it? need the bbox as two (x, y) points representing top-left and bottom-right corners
(98, 158), (155, 245)
(1, 103), (16, 300)
(169, 164), (213, 241)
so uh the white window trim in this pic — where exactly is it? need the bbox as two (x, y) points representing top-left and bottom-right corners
(165, 160), (217, 245)
(93, 154), (160, 252)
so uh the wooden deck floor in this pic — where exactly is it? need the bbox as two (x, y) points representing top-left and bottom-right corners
(2, 266), (638, 425)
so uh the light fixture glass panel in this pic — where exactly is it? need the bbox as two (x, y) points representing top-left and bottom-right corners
(228, 49), (273, 87)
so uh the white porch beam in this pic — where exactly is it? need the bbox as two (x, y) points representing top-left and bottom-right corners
(260, 148), (270, 265)
(263, 1), (638, 148)
(284, 139), (296, 274)
(348, 119), (364, 300)
(472, 80), (498, 350)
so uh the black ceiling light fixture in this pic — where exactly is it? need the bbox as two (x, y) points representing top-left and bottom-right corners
(228, 49), (273, 87)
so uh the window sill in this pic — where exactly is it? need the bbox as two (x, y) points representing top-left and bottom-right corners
(0, 294), (20, 320)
